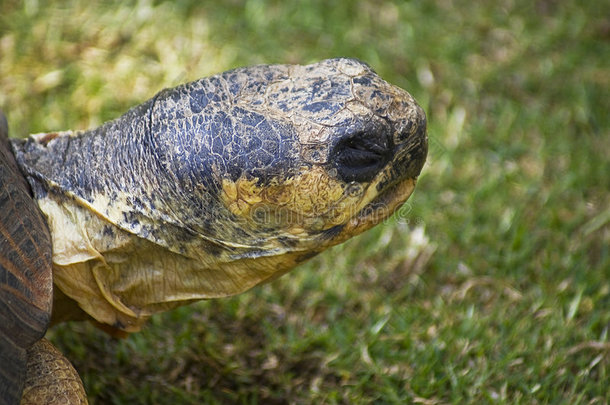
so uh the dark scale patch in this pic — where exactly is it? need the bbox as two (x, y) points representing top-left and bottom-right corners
(376, 175), (391, 193)
(202, 240), (223, 257)
(261, 137), (280, 157)
(277, 236), (299, 248)
(236, 107), (265, 129)
(296, 251), (320, 262)
(303, 101), (340, 114)
(103, 225), (116, 237)
(227, 79), (244, 98)
(226, 161), (242, 182)
(245, 134), (262, 150)
(122, 211), (141, 231)
(211, 134), (224, 155)
(370, 89), (393, 115)
(231, 226), (251, 241)
(352, 75), (373, 86)
(131, 196), (146, 211)
(308, 80), (325, 99)
(113, 320), (126, 330)
(190, 88), (209, 113)
(318, 224), (345, 240)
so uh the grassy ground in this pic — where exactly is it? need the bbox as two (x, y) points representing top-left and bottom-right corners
(1, 0), (609, 403)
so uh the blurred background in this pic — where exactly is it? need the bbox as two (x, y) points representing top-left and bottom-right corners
(1, 0), (608, 403)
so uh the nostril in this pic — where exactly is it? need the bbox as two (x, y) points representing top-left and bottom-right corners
(333, 131), (392, 182)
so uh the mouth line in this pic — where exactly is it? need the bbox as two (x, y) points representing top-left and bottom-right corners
(356, 176), (417, 223)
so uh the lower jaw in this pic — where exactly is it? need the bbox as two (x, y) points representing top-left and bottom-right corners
(332, 177), (417, 244)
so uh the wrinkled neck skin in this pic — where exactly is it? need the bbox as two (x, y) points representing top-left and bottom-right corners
(12, 91), (316, 332)
(11, 59), (426, 332)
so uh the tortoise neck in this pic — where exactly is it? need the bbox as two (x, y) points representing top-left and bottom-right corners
(11, 98), (156, 202)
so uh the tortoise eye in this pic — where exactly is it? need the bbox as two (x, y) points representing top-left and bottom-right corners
(333, 130), (392, 183)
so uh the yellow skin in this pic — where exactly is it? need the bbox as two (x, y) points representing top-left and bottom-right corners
(41, 158), (417, 332)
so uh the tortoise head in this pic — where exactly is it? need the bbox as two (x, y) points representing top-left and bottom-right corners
(147, 58), (427, 260)
(12, 58), (427, 328)
(15, 58), (426, 265)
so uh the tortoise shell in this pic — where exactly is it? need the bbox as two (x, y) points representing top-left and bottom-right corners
(0, 111), (53, 404)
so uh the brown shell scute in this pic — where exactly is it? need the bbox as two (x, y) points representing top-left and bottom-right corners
(0, 111), (54, 405)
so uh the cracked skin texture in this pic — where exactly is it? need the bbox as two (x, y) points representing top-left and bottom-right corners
(11, 58), (427, 333)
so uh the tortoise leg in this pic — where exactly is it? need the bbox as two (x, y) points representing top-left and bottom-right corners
(21, 339), (87, 405)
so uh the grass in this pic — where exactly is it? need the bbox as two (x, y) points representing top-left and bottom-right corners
(1, 0), (609, 403)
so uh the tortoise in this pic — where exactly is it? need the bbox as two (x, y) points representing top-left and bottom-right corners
(0, 58), (427, 404)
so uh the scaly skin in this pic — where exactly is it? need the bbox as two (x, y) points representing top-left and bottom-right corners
(11, 58), (427, 333)
(21, 339), (86, 405)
